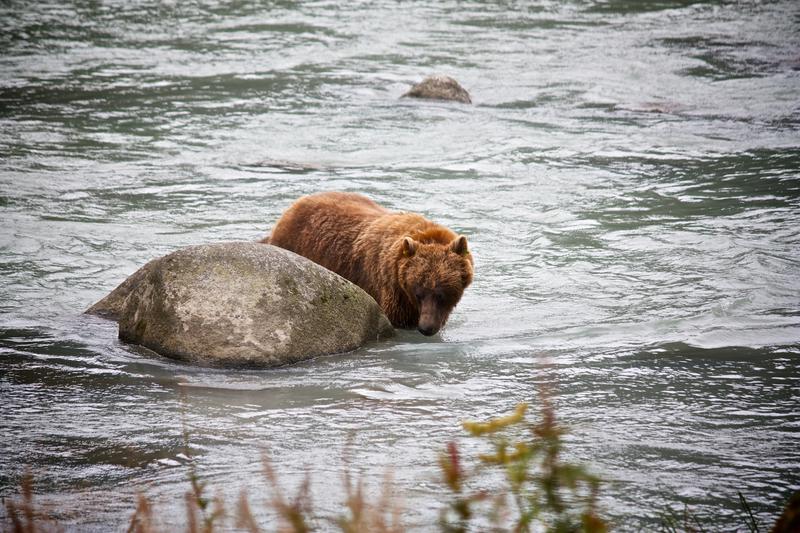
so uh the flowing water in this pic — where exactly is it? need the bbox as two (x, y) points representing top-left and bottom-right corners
(1, 1), (799, 530)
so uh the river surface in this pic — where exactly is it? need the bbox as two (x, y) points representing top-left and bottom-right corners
(1, 1), (799, 531)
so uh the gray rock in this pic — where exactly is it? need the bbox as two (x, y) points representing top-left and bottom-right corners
(86, 242), (394, 367)
(402, 75), (472, 104)
(86, 258), (159, 321)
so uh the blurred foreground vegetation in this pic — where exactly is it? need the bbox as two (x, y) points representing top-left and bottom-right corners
(5, 397), (799, 532)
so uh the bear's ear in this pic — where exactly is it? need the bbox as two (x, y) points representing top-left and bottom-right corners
(450, 235), (469, 256)
(402, 237), (417, 257)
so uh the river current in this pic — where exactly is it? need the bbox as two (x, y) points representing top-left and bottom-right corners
(1, 1), (799, 530)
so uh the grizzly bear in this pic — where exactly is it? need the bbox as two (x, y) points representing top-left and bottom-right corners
(263, 192), (473, 336)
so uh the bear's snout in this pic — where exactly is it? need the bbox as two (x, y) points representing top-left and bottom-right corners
(418, 323), (440, 336)
(417, 296), (444, 336)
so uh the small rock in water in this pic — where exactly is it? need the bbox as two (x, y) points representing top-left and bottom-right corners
(86, 242), (393, 368)
(402, 75), (472, 104)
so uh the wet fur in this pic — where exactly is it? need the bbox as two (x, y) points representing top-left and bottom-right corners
(263, 192), (473, 334)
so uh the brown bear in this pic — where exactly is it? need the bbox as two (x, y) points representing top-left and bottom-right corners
(263, 192), (473, 336)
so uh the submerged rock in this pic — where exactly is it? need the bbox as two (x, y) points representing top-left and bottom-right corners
(402, 75), (472, 104)
(86, 242), (393, 367)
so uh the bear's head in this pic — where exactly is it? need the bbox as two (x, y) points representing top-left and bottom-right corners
(398, 234), (474, 336)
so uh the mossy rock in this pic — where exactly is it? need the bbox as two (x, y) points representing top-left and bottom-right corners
(86, 243), (393, 367)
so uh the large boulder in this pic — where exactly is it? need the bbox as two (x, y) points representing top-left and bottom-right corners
(86, 242), (394, 367)
(402, 75), (472, 104)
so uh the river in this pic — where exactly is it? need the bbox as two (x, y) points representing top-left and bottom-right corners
(1, 1), (799, 530)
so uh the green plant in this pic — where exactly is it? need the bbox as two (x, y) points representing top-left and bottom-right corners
(439, 399), (607, 533)
(184, 465), (225, 533)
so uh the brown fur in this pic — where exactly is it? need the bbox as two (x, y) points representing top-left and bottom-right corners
(263, 192), (474, 335)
